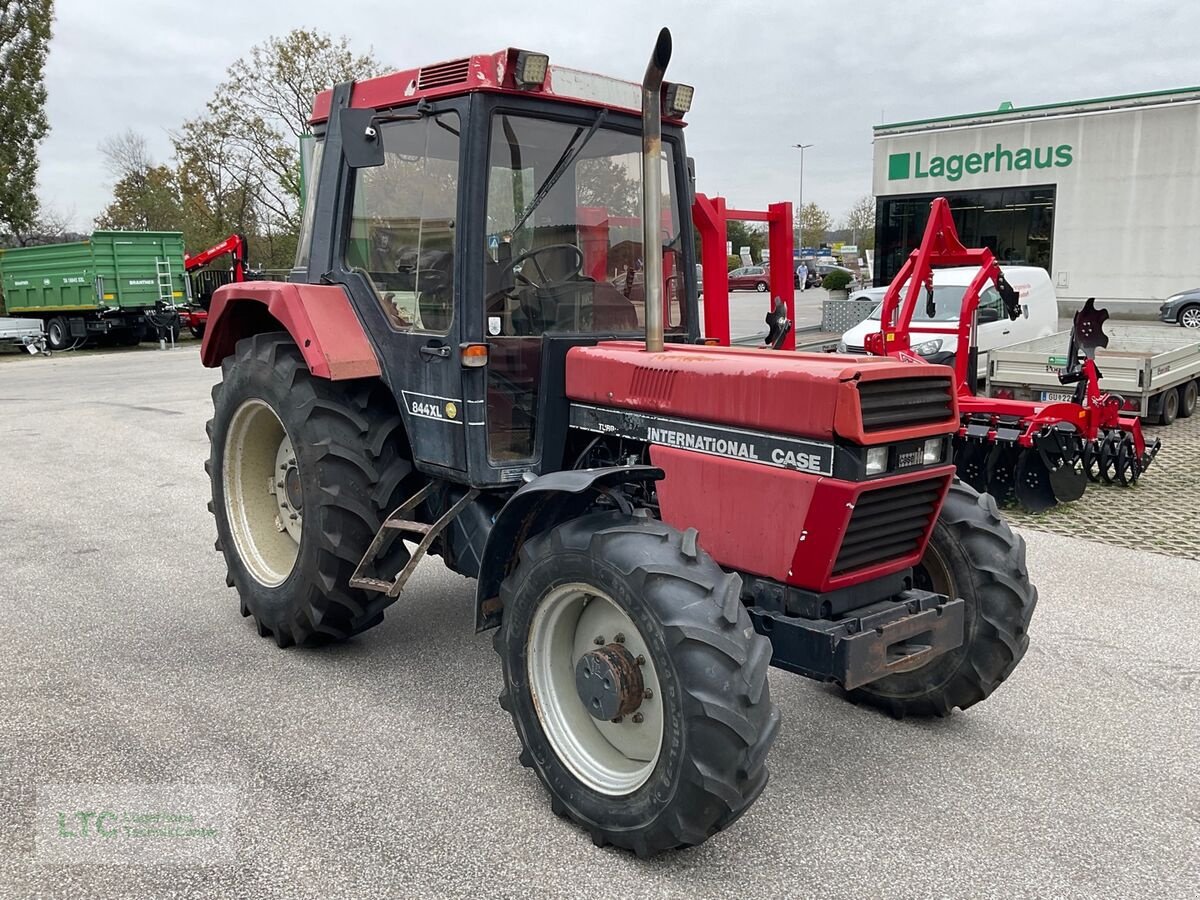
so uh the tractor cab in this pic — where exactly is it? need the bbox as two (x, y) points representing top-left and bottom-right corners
(297, 48), (698, 485)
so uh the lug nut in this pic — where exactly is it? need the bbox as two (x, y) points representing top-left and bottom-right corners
(632, 713), (644, 724)
(280, 463), (288, 471)
(593, 635), (605, 645)
(636, 654), (645, 666)
(611, 716), (623, 724)
(643, 688), (653, 700)
(614, 632), (625, 643)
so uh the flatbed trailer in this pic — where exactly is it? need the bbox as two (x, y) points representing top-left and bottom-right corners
(0, 317), (45, 353)
(987, 323), (1200, 424)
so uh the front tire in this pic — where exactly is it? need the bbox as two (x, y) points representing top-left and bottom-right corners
(1179, 304), (1200, 328)
(844, 481), (1037, 717)
(495, 510), (779, 856)
(207, 332), (412, 647)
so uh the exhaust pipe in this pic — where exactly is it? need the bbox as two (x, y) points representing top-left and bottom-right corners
(641, 27), (671, 353)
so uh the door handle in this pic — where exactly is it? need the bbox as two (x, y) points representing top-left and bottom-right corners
(420, 343), (451, 360)
(1002, 330), (1011, 335)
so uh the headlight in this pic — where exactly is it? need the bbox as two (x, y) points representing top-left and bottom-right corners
(837, 340), (848, 353)
(866, 446), (888, 475)
(922, 437), (942, 464)
(913, 338), (943, 356)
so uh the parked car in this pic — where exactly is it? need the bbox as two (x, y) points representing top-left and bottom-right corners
(793, 262), (822, 289)
(727, 266), (769, 292)
(1160, 288), (1200, 328)
(839, 265), (1058, 380)
(813, 263), (860, 289)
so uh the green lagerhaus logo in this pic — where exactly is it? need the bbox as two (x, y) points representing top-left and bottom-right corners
(888, 143), (1074, 182)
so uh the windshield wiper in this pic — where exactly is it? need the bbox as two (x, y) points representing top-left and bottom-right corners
(511, 110), (609, 235)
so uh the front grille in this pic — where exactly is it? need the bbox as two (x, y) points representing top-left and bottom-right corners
(418, 58), (471, 89)
(858, 376), (954, 431)
(845, 344), (866, 354)
(832, 478), (943, 575)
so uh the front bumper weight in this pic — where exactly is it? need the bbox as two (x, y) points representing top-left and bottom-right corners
(748, 589), (965, 690)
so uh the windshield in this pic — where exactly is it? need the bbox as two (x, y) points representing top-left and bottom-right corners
(868, 284), (999, 322)
(483, 113), (686, 335)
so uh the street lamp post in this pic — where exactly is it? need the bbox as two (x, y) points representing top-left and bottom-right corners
(793, 142), (812, 251)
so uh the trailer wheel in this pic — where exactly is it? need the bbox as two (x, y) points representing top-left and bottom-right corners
(1178, 380), (1198, 419)
(207, 332), (412, 647)
(844, 481), (1037, 718)
(495, 510), (779, 856)
(46, 317), (71, 351)
(1158, 387), (1179, 426)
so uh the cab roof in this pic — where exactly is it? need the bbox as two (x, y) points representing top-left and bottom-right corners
(310, 48), (688, 126)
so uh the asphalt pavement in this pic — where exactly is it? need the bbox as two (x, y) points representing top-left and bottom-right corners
(1, 346), (1196, 899)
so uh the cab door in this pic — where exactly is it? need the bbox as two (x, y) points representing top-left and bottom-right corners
(340, 108), (470, 473)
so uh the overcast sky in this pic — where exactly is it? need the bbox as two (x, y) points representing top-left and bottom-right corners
(37, 0), (1200, 233)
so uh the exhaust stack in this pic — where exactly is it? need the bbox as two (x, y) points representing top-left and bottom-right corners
(641, 28), (671, 353)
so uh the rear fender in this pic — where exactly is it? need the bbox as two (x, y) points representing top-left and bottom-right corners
(474, 466), (664, 631)
(199, 281), (381, 380)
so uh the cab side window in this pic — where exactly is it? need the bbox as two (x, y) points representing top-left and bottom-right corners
(346, 112), (461, 333)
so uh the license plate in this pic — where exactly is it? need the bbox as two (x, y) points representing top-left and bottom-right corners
(1040, 391), (1074, 403)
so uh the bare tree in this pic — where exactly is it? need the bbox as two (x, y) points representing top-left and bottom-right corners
(99, 129), (152, 180)
(843, 195), (877, 250)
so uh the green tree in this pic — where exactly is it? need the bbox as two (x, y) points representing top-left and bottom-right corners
(796, 202), (832, 249)
(181, 29), (384, 263)
(94, 131), (184, 231)
(0, 0), (53, 244)
(844, 194), (876, 250)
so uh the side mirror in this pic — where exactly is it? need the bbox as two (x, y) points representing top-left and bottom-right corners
(339, 108), (386, 169)
(977, 307), (1001, 324)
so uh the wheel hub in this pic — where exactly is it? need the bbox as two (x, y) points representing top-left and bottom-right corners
(283, 465), (303, 511)
(575, 642), (645, 721)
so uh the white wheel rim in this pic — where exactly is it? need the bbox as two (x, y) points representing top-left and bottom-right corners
(527, 584), (664, 796)
(223, 399), (302, 587)
(1182, 308), (1200, 328)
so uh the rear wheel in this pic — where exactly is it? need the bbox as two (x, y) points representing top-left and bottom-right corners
(495, 510), (779, 855)
(755, 281), (767, 292)
(207, 332), (412, 646)
(46, 316), (71, 351)
(1178, 380), (1198, 418)
(844, 481), (1037, 717)
(1158, 387), (1179, 426)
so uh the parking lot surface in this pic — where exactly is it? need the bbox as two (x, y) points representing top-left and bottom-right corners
(1, 347), (1196, 899)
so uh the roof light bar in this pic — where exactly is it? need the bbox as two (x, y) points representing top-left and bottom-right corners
(663, 82), (694, 117)
(514, 51), (549, 88)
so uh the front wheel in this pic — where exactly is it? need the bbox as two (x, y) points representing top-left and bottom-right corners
(495, 510), (779, 855)
(1179, 305), (1200, 328)
(844, 481), (1037, 717)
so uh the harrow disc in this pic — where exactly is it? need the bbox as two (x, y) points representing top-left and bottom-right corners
(1014, 451), (1058, 512)
(984, 444), (1019, 507)
(1097, 431), (1122, 484)
(1114, 434), (1141, 486)
(1082, 439), (1102, 483)
(1048, 458), (1088, 502)
(954, 440), (990, 493)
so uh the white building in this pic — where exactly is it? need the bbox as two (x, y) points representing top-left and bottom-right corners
(872, 87), (1200, 314)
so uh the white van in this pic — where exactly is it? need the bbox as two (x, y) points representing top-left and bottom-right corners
(839, 266), (1058, 379)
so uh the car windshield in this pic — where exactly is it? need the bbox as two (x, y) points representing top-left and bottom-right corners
(868, 285), (970, 322)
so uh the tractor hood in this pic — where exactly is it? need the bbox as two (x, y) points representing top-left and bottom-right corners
(565, 342), (959, 446)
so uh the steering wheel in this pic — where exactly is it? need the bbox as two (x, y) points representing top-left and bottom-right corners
(500, 243), (585, 291)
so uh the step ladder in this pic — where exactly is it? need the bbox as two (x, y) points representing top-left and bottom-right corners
(350, 483), (480, 598)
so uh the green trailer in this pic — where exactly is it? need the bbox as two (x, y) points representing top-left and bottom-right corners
(0, 231), (189, 350)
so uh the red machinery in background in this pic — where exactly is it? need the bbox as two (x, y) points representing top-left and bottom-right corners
(866, 197), (1159, 511)
(179, 234), (249, 337)
(693, 193), (794, 348)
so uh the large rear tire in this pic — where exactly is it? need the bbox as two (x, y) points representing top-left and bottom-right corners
(207, 332), (412, 647)
(46, 316), (71, 351)
(844, 481), (1037, 717)
(495, 509), (779, 856)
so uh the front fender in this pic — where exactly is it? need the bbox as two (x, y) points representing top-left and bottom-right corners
(474, 466), (663, 631)
(200, 281), (381, 380)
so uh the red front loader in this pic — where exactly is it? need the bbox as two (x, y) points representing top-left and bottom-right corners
(199, 30), (1037, 855)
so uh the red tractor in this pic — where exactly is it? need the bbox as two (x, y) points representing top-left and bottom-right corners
(200, 30), (1037, 854)
(866, 198), (1159, 511)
